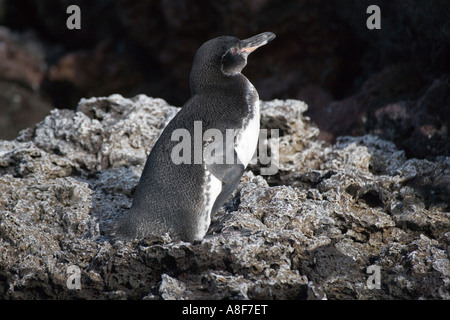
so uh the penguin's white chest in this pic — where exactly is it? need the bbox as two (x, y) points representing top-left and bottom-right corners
(234, 85), (260, 167)
(196, 171), (222, 241)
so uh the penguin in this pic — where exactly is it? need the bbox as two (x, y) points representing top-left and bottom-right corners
(113, 32), (275, 242)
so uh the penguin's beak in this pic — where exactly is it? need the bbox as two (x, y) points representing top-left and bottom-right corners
(240, 32), (276, 54)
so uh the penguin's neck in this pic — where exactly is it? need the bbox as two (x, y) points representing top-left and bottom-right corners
(189, 65), (249, 97)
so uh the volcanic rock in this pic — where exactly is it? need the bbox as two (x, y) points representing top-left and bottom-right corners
(0, 95), (448, 299)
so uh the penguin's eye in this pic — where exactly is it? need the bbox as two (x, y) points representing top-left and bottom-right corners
(230, 47), (239, 55)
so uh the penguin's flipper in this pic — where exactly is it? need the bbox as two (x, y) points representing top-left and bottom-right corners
(205, 147), (244, 183)
(207, 162), (244, 184)
(206, 154), (245, 217)
(204, 140), (246, 216)
(208, 163), (244, 217)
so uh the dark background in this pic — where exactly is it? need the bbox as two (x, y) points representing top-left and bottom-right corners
(1, 0), (449, 159)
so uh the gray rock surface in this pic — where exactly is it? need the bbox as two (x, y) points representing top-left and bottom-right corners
(0, 95), (448, 299)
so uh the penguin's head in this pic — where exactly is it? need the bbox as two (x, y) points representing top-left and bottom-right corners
(190, 32), (275, 93)
(221, 32), (276, 74)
